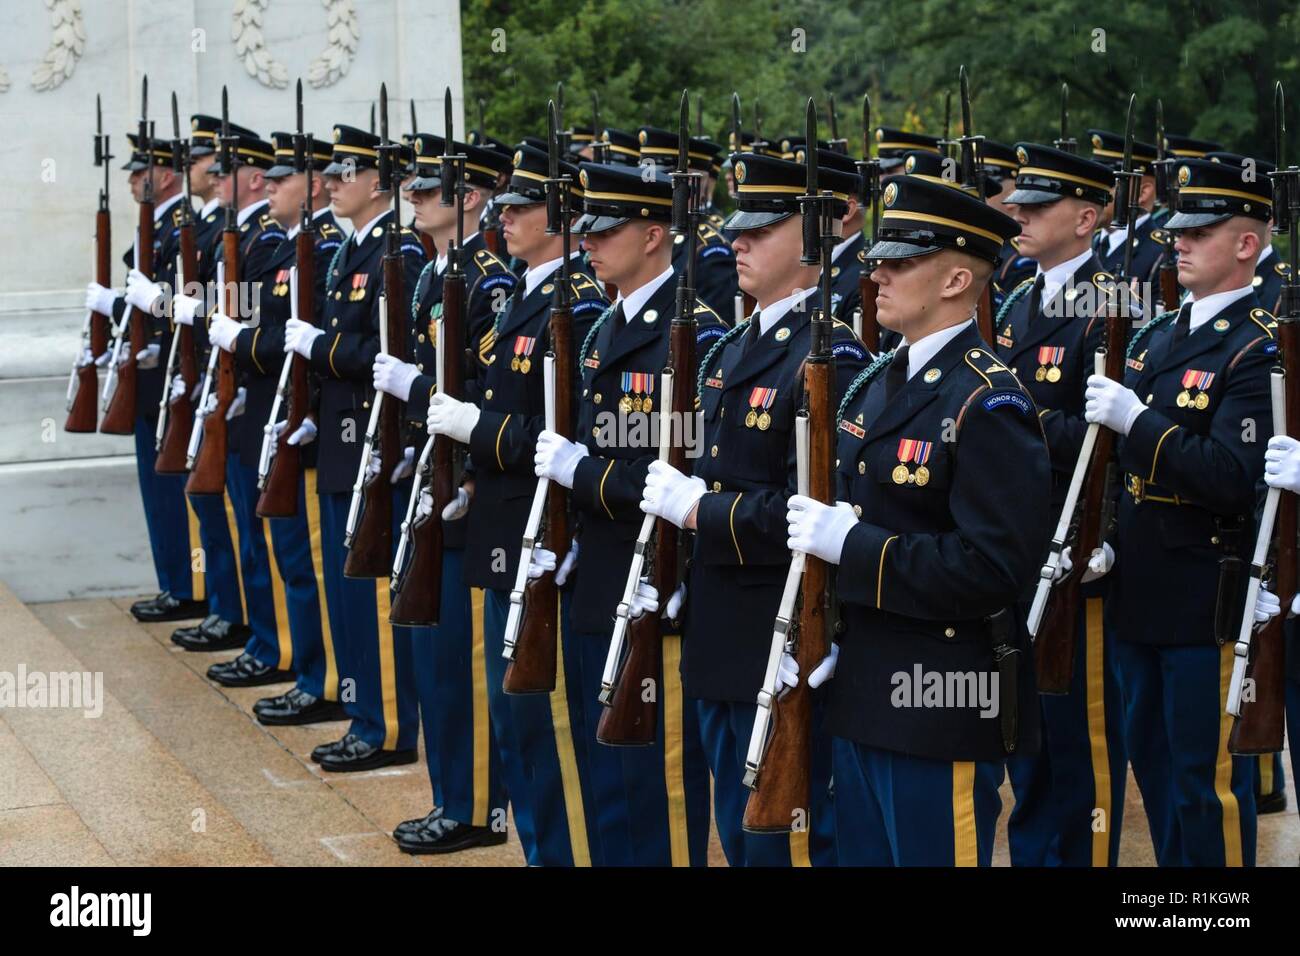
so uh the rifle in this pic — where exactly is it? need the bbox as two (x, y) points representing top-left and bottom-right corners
(1154, 99), (1182, 311)
(743, 98), (837, 830)
(344, 83), (406, 577)
(853, 92), (881, 352)
(1053, 83), (1077, 154)
(730, 92), (758, 317)
(957, 66), (994, 344)
(1027, 94), (1138, 692)
(66, 95), (112, 433)
(827, 93), (847, 154)
(186, 86), (240, 495)
(590, 90), (610, 165)
(155, 92), (200, 473)
(390, 88), (467, 625)
(101, 76), (154, 435)
(257, 79), (316, 516)
(597, 90), (699, 745)
(1228, 81), (1295, 753)
(410, 98), (437, 260)
(501, 99), (573, 694)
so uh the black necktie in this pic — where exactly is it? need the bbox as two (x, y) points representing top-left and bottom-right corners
(1027, 273), (1046, 318)
(1171, 302), (1192, 347)
(741, 311), (762, 356)
(885, 345), (910, 401)
(607, 301), (627, 344)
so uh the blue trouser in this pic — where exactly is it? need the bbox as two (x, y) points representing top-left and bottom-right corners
(133, 415), (197, 600)
(835, 740), (1003, 866)
(226, 455), (289, 668)
(1253, 752), (1287, 800)
(1114, 640), (1256, 866)
(482, 587), (590, 866)
(186, 491), (242, 624)
(1006, 596), (1127, 866)
(316, 488), (419, 751)
(565, 617), (711, 867)
(695, 697), (838, 866)
(410, 548), (506, 827)
(1288, 678), (1300, 821)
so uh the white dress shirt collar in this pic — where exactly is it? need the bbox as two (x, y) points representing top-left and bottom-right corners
(237, 198), (269, 228)
(901, 318), (974, 381)
(200, 196), (222, 219)
(615, 265), (676, 321)
(751, 286), (817, 336)
(831, 234), (858, 263)
(1258, 244), (1275, 266)
(1104, 211), (1150, 255)
(522, 252), (581, 298)
(434, 231), (481, 275)
(1035, 246), (1094, 305)
(286, 206), (332, 240)
(152, 192), (185, 222)
(1186, 284), (1256, 334)
(352, 210), (389, 246)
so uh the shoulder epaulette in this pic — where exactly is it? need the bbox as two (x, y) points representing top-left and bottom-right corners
(697, 222), (726, 244)
(962, 347), (1016, 389)
(1276, 261), (1289, 276)
(1150, 228), (1172, 246)
(319, 221), (341, 239)
(836, 349), (896, 421)
(1250, 307), (1277, 337)
(472, 247), (513, 275)
(570, 271), (603, 298)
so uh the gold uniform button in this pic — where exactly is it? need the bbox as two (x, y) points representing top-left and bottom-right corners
(362, 401), (370, 409)
(1146, 393), (1154, 404)
(592, 426), (600, 437)
(416, 363), (424, 371)
(418, 333), (426, 343)
(712, 480), (722, 492)
(334, 291), (342, 300)
(1211, 535), (1221, 545)
(485, 389), (493, 400)
(944, 627), (956, 638)
(858, 461), (866, 475)
(711, 445), (719, 457)
(852, 504), (862, 517)
(594, 392), (602, 404)
(331, 318), (339, 327)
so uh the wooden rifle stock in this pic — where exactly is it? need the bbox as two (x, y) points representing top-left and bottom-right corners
(101, 201), (154, 435)
(187, 231), (239, 494)
(344, 252), (405, 578)
(67, 208), (113, 432)
(155, 220), (200, 473)
(1230, 320), (1298, 753)
(1035, 301), (1125, 693)
(389, 259), (465, 624)
(1158, 259), (1181, 313)
(257, 228), (316, 516)
(976, 283), (994, 345)
(504, 302), (573, 694)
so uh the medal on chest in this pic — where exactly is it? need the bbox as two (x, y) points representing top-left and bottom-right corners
(348, 273), (369, 302)
(272, 269), (291, 297)
(619, 372), (654, 413)
(893, 438), (933, 486)
(1035, 346), (1065, 383)
(511, 335), (537, 373)
(746, 386), (778, 430)
(1177, 369), (1215, 410)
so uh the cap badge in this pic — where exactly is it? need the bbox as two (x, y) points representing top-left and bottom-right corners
(579, 169), (589, 188)
(1178, 165), (1191, 186)
(875, 128), (884, 142)
(513, 150), (523, 167)
(1091, 134), (1103, 149)
(905, 155), (916, 173)
(796, 149), (805, 164)
(638, 130), (648, 145)
(1016, 146), (1029, 164)
(923, 368), (941, 384)
(734, 161), (747, 184)
(191, 118), (199, 131)
(415, 140), (423, 155)
(333, 127), (341, 143)
(883, 181), (898, 207)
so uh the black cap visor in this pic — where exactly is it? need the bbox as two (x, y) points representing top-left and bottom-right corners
(723, 208), (795, 231)
(573, 213), (629, 235)
(1004, 187), (1064, 206)
(1164, 210), (1233, 230)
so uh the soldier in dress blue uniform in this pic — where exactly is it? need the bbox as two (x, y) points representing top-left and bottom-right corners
(991, 143), (1132, 866)
(1083, 157), (1276, 866)
(874, 126), (941, 174)
(528, 161), (720, 865)
(282, 123), (428, 773)
(371, 131), (514, 854)
(784, 175), (1050, 866)
(638, 126), (739, 317)
(639, 148), (869, 866)
(86, 135), (208, 626)
(425, 144), (609, 865)
(982, 138), (1037, 311)
(189, 115), (258, 269)
(1088, 130), (1168, 288)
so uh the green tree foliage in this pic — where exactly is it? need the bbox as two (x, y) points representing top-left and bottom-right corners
(463, 0), (1299, 163)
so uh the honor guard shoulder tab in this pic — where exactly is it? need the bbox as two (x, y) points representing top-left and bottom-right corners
(694, 301), (727, 346)
(1151, 228), (1172, 246)
(1277, 261), (1290, 277)
(399, 227), (426, 257)
(1249, 308), (1277, 336)
(961, 349), (1035, 421)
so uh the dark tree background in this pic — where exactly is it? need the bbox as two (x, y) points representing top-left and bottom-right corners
(462, 0), (1299, 162)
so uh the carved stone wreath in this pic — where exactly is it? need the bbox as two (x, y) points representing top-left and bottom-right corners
(31, 0), (85, 91)
(232, 0), (358, 90)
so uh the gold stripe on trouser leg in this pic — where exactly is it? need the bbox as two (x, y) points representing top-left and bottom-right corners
(223, 493), (244, 599)
(952, 761), (979, 867)
(304, 471), (339, 699)
(1259, 755), (1274, 795)
(186, 497), (205, 600)
(471, 588), (490, 827)
(375, 579), (399, 751)
(661, 634), (689, 866)
(263, 517), (292, 668)
(548, 607), (592, 866)
(1084, 597), (1112, 867)
(1215, 643), (1243, 867)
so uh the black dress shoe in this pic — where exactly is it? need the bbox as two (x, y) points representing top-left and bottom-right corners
(1257, 789), (1288, 815)
(254, 687), (348, 725)
(318, 735), (418, 773)
(132, 591), (208, 623)
(173, 617), (252, 652)
(393, 807), (443, 840)
(396, 817), (508, 855)
(311, 735), (351, 764)
(171, 614), (220, 644)
(207, 652), (294, 688)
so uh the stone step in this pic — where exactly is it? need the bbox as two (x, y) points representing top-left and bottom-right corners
(0, 581), (271, 865)
(0, 374), (136, 467)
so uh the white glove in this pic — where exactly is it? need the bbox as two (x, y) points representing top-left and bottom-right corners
(1057, 543), (1114, 583)
(441, 486), (470, 521)
(224, 386), (246, 420)
(117, 346), (135, 368)
(85, 282), (118, 316)
(774, 651), (800, 694)
(77, 347), (95, 368)
(95, 348), (113, 368)
(1264, 435), (1300, 495)
(666, 582), (686, 620)
(534, 430), (589, 489)
(172, 293), (203, 327)
(209, 312), (243, 353)
(773, 644), (839, 693)
(287, 418), (316, 446)
(640, 460), (707, 529)
(1084, 375), (1146, 436)
(1254, 587), (1282, 624)
(809, 644), (839, 688)
(390, 446), (415, 484)
(366, 453), (383, 480)
(556, 539), (579, 586)
(284, 318), (323, 358)
(125, 269), (165, 315)
(528, 547), (557, 580)
(416, 489), (435, 519)
(135, 343), (160, 370)
(427, 392), (481, 444)
(201, 391), (218, 417)
(373, 353), (421, 401)
(169, 374), (186, 402)
(628, 579), (659, 617)
(787, 495), (859, 565)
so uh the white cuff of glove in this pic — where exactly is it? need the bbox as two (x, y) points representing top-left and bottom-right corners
(534, 430), (589, 489)
(786, 495), (859, 565)
(441, 486), (470, 521)
(287, 418), (317, 446)
(373, 353), (421, 401)
(427, 392), (481, 444)
(640, 460), (707, 529)
(134, 343), (161, 370)
(665, 582), (686, 620)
